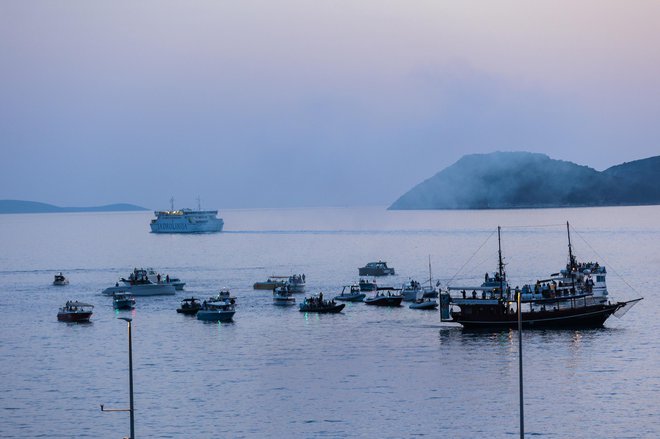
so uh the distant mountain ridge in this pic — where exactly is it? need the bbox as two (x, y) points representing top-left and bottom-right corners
(0, 200), (148, 214)
(390, 152), (660, 210)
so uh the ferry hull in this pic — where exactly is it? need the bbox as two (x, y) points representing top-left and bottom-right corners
(150, 220), (223, 233)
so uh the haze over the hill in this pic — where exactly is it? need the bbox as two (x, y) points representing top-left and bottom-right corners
(0, 200), (147, 214)
(390, 152), (660, 209)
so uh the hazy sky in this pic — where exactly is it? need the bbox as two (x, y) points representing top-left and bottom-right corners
(2, 1), (659, 208)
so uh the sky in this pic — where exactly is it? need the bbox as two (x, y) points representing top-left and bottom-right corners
(1, 1), (660, 209)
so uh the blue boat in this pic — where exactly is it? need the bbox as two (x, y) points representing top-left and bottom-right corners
(334, 285), (366, 302)
(197, 300), (235, 322)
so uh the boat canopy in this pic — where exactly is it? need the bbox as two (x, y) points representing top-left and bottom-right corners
(66, 301), (94, 308)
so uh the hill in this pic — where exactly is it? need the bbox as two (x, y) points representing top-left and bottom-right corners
(0, 200), (148, 214)
(389, 152), (660, 209)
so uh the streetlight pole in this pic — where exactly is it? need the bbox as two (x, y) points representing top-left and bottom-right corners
(118, 317), (135, 439)
(518, 291), (524, 439)
(100, 317), (136, 438)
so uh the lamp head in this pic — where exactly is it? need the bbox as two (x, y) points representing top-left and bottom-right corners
(118, 317), (132, 323)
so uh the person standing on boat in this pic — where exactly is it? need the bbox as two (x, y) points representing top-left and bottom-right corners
(157, 273), (161, 284)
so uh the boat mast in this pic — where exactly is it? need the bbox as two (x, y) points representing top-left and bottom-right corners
(498, 226), (505, 295)
(567, 221), (576, 270)
(169, 196), (174, 212)
(566, 221), (577, 293)
(428, 255), (433, 289)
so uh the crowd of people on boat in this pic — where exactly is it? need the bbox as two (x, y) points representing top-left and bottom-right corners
(303, 292), (336, 308)
(289, 274), (305, 283)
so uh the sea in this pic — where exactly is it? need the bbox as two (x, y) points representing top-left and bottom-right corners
(0, 206), (658, 438)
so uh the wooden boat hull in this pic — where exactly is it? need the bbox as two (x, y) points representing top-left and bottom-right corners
(299, 303), (345, 313)
(452, 303), (622, 329)
(364, 296), (403, 307)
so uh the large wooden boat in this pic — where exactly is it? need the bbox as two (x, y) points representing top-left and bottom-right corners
(441, 223), (642, 329)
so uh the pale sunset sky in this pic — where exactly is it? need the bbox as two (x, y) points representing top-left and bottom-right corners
(1, 1), (659, 208)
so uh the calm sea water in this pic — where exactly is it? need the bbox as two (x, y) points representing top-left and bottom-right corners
(0, 206), (658, 438)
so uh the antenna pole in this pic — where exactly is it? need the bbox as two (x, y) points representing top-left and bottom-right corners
(428, 255), (433, 288)
(518, 289), (524, 439)
(567, 222), (574, 267)
(498, 226), (504, 296)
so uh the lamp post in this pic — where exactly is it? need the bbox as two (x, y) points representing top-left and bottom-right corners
(101, 317), (135, 439)
(119, 317), (135, 439)
(518, 290), (524, 439)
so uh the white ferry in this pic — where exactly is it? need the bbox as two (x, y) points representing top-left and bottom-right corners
(150, 198), (224, 233)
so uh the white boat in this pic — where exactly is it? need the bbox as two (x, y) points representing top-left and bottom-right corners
(273, 285), (296, 306)
(103, 284), (176, 296)
(150, 198), (223, 233)
(400, 280), (437, 302)
(287, 274), (306, 293)
(143, 268), (185, 290)
(105, 268), (176, 296)
(53, 272), (69, 286)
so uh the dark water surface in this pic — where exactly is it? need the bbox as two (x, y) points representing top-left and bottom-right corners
(1, 206), (658, 438)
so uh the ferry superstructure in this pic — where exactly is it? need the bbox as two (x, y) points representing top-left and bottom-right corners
(150, 199), (224, 233)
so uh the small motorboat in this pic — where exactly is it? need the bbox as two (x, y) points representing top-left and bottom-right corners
(334, 285), (366, 302)
(197, 300), (236, 322)
(177, 297), (202, 315)
(358, 278), (377, 292)
(359, 261), (395, 276)
(253, 276), (288, 290)
(287, 274), (306, 293)
(364, 290), (403, 307)
(273, 285), (296, 306)
(112, 293), (136, 310)
(299, 295), (345, 313)
(57, 301), (94, 322)
(53, 273), (69, 286)
(409, 299), (438, 310)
